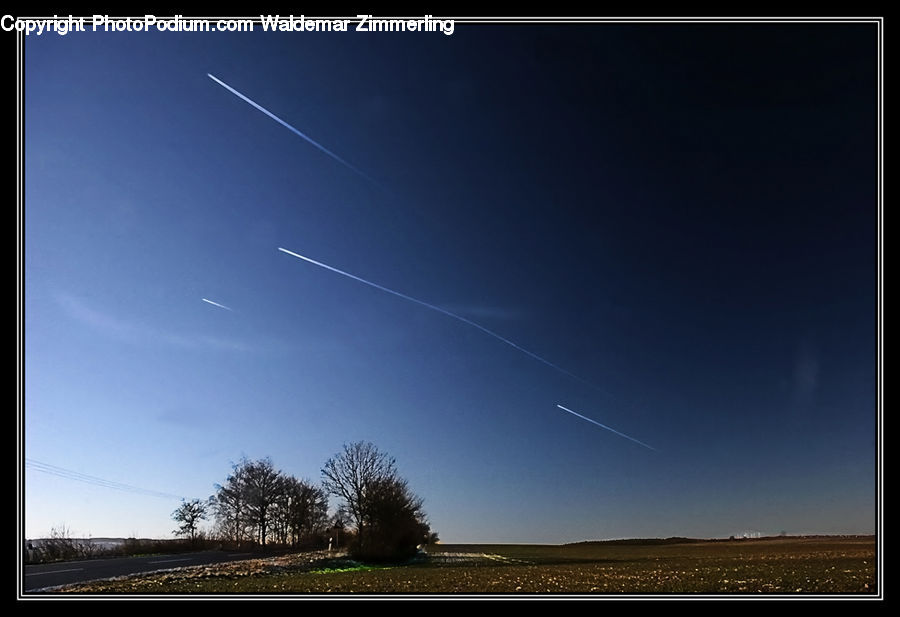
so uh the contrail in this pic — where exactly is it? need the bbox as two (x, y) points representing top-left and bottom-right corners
(202, 298), (233, 311)
(556, 404), (656, 451)
(278, 246), (599, 389)
(207, 73), (377, 184)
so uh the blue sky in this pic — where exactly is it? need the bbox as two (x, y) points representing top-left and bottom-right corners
(22, 19), (879, 543)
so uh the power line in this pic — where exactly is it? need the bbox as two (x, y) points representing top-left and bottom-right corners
(25, 458), (186, 501)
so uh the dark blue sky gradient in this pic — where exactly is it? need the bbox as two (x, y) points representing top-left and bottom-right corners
(24, 21), (877, 542)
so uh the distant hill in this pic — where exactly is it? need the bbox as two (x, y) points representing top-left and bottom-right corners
(565, 534), (875, 546)
(565, 537), (705, 546)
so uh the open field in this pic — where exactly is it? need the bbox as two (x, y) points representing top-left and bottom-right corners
(42, 536), (876, 596)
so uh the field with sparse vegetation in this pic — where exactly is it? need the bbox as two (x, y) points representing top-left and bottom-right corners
(45, 536), (876, 595)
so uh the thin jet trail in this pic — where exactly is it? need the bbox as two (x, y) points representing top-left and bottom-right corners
(202, 298), (233, 311)
(556, 404), (656, 451)
(207, 73), (378, 185)
(278, 247), (601, 390)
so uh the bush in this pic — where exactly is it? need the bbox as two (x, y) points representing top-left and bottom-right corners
(349, 477), (430, 564)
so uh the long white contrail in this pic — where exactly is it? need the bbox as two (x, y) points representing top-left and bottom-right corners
(556, 404), (656, 451)
(278, 247), (599, 388)
(202, 298), (233, 311)
(207, 73), (377, 184)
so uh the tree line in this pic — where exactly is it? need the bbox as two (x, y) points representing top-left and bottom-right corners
(173, 441), (435, 562)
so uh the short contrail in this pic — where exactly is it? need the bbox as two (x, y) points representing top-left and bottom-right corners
(556, 404), (656, 451)
(207, 73), (377, 184)
(278, 247), (599, 388)
(202, 298), (233, 311)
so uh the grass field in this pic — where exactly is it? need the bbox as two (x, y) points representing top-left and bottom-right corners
(52, 536), (876, 596)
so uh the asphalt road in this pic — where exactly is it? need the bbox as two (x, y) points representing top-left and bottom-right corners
(22, 550), (264, 592)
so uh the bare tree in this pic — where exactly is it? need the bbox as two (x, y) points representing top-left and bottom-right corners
(172, 498), (208, 544)
(214, 458), (310, 548)
(321, 441), (398, 537)
(213, 460), (252, 547)
(271, 488), (291, 546)
(240, 457), (283, 547)
(280, 476), (329, 547)
(321, 441), (431, 561)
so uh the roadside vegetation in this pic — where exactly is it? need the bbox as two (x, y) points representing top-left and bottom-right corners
(24, 526), (221, 564)
(27, 441), (436, 567)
